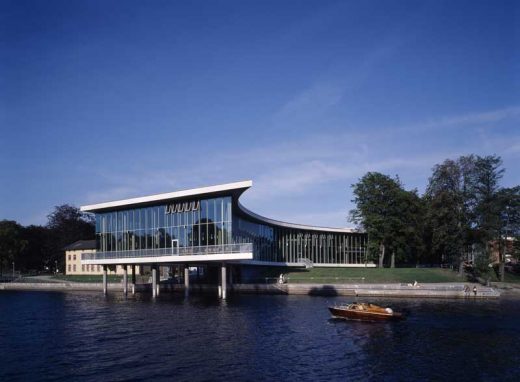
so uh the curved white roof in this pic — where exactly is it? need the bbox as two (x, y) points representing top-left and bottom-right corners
(80, 180), (252, 212)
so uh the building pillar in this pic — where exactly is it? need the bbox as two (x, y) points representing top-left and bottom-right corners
(152, 265), (157, 298)
(184, 265), (190, 297)
(218, 266), (222, 298)
(131, 265), (136, 295)
(221, 263), (227, 300)
(102, 265), (107, 296)
(157, 266), (160, 297)
(123, 265), (128, 295)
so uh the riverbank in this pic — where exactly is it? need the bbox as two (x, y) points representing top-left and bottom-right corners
(0, 280), (501, 298)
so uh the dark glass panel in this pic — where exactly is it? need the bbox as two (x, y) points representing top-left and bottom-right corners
(116, 212), (122, 232)
(201, 200), (208, 220)
(207, 199), (215, 223)
(192, 225), (200, 246)
(159, 206), (165, 228)
(146, 208), (152, 231)
(208, 221), (216, 245)
(193, 204), (200, 224)
(216, 198), (223, 222)
(216, 222), (223, 245)
(200, 224), (207, 246)
(223, 197), (231, 221)
(179, 226), (186, 247)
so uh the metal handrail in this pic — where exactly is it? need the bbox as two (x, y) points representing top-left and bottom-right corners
(81, 243), (253, 261)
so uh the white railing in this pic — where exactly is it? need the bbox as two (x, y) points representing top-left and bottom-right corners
(81, 243), (253, 261)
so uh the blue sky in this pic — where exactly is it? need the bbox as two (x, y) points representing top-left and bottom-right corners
(1, 0), (519, 228)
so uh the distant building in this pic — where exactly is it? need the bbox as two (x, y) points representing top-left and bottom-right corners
(489, 237), (517, 264)
(64, 240), (142, 275)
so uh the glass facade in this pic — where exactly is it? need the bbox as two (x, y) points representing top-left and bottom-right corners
(94, 194), (367, 265)
(96, 197), (232, 252)
(233, 216), (367, 265)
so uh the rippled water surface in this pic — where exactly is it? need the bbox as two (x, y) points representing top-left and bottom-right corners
(0, 291), (519, 381)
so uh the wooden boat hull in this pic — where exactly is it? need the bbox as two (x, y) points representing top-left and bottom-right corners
(328, 306), (404, 321)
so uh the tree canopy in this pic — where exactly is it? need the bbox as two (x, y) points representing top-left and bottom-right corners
(350, 172), (424, 268)
(0, 205), (94, 274)
(350, 154), (519, 276)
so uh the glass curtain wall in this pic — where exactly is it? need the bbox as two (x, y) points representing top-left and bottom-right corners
(95, 197), (232, 252)
(232, 216), (367, 265)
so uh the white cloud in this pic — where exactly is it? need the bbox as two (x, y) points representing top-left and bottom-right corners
(78, 105), (519, 227)
(401, 105), (520, 133)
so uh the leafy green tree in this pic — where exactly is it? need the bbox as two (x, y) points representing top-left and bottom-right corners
(46, 205), (95, 272)
(496, 186), (520, 280)
(0, 220), (27, 275)
(424, 159), (465, 271)
(350, 172), (422, 267)
(425, 154), (513, 278)
(20, 225), (53, 272)
(392, 189), (426, 266)
(472, 155), (504, 246)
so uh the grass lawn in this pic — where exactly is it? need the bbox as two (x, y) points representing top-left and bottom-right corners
(477, 270), (520, 284)
(52, 275), (124, 283)
(260, 267), (465, 284)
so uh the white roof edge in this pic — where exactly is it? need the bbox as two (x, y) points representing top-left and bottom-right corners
(237, 201), (361, 234)
(81, 180), (252, 212)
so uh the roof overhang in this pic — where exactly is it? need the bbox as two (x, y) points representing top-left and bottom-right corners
(80, 180), (252, 213)
(236, 201), (359, 234)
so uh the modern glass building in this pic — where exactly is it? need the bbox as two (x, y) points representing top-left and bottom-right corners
(80, 181), (369, 270)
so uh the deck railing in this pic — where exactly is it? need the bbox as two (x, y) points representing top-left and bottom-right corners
(81, 243), (253, 261)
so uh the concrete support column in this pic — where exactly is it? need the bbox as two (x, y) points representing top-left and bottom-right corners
(156, 266), (160, 297)
(221, 263), (227, 300)
(123, 265), (128, 295)
(102, 265), (107, 295)
(184, 265), (190, 297)
(131, 265), (136, 295)
(152, 265), (157, 298)
(218, 266), (222, 298)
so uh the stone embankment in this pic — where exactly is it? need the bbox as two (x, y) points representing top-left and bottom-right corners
(0, 282), (123, 292)
(235, 282), (500, 298)
(0, 281), (500, 298)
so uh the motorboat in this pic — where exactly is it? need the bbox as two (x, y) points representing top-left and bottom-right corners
(328, 302), (404, 321)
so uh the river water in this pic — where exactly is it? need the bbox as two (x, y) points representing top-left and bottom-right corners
(0, 291), (518, 381)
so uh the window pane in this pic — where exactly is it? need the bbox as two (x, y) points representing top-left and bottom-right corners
(201, 200), (208, 221)
(223, 198), (231, 221)
(216, 198), (223, 222)
(159, 206), (165, 228)
(208, 199), (215, 223)
(192, 224), (200, 246)
(216, 222), (223, 245)
(193, 203), (200, 224)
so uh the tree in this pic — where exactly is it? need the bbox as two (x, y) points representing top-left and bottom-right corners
(425, 154), (512, 278)
(350, 172), (420, 268)
(20, 225), (53, 272)
(496, 186), (520, 280)
(393, 189), (426, 266)
(46, 205), (95, 272)
(424, 159), (465, 271)
(0, 220), (27, 275)
(472, 156), (504, 247)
